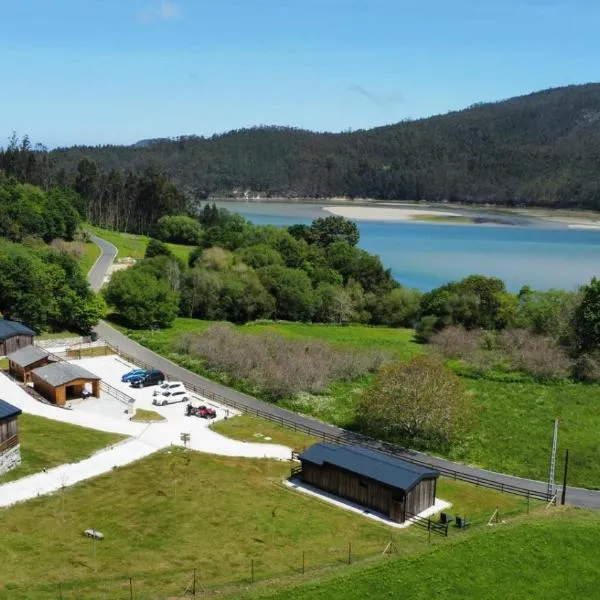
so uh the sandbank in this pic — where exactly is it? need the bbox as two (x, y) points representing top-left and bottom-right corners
(323, 205), (463, 223)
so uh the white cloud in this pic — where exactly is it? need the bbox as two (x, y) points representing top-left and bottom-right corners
(138, 1), (181, 24)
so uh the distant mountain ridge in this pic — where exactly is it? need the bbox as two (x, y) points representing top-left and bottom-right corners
(51, 84), (600, 209)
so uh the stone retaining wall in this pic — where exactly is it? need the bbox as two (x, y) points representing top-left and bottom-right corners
(0, 445), (21, 476)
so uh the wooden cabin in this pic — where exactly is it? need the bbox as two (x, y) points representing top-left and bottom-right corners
(30, 363), (100, 406)
(0, 399), (22, 476)
(7, 346), (52, 383)
(297, 443), (439, 523)
(0, 320), (35, 357)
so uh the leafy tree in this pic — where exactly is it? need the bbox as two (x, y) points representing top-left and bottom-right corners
(358, 356), (472, 449)
(180, 268), (223, 319)
(516, 287), (579, 338)
(235, 244), (283, 269)
(145, 238), (173, 259)
(372, 287), (422, 327)
(310, 216), (360, 247)
(287, 224), (314, 244)
(314, 284), (354, 323)
(155, 215), (204, 245)
(103, 268), (179, 328)
(258, 265), (316, 321)
(572, 277), (600, 354)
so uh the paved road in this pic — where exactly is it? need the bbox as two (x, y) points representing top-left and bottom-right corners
(88, 235), (600, 509)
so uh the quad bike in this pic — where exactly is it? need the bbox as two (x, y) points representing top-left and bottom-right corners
(185, 403), (217, 419)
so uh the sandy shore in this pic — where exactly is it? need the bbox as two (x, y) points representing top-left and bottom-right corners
(323, 205), (463, 222)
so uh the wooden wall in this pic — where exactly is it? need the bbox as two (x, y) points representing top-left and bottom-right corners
(9, 357), (50, 382)
(0, 416), (19, 447)
(0, 335), (33, 357)
(31, 376), (100, 407)
(301, 461), (437, 523)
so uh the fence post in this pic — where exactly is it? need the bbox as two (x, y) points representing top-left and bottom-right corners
(251, 559), (254, 583)
(129, 577), (133, 600)
(348, 542), (352, 565)
(428, 519), (431, 544)
(193, 568), (196, 597)
(58, 582), (63, 600)
(302, 551), (305, 574)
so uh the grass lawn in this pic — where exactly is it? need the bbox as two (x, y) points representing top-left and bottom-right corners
(0, 415), (126, 483)
(212, 414), (318, 452)
(87, 225), (194, 264)
(0, 449), (537, 599)
(36, 330), (81, 341)
(77, 241), (101, 274)
(120, 318), (600, 488)
(235, 508), (600, 600)
(131, 408), (165, 422)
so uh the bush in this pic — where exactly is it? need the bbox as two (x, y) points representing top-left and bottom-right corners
(430, 326), (486, 362)
(175, 324), (388, 400)
(155, 215), (204, 245)
(415, 315), (438, 342)
(498, 329), (572, 380)
(572, 353), (600, 382)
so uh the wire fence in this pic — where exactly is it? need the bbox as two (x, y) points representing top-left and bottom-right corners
(102, 341), (551, 503)
(11, 506), (530, 600)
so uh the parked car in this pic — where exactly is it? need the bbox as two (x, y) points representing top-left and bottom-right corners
(121, 369), (147, 383)
(152, 381), (185, 396)
(153, 388), (189, 406)
(130, 370), (165, 388)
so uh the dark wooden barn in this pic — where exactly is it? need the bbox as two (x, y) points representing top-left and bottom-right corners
(0, 320), (36, 357)
(297, 443), (439, 523)
(7, 346), (52, 383)
(30, 363), (101, 407)
(0, 399), (22, 476)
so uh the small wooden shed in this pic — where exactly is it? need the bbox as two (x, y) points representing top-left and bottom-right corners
(0, 399), (22, 476)
(7, 346), (52, 383)
(0, 320), (35, 357)
(298, 443), (439, 523)
(30, 363), (101, 406)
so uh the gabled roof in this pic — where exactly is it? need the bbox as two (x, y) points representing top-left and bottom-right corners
(6, 346), (50, 368)
(0, 320), (36, 341)
(31, 362), (100, 387)
(0, 399), (22, 420)
(299, 443), (439, 492)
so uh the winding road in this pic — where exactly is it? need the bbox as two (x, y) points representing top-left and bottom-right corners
(89, 235), (600, 509)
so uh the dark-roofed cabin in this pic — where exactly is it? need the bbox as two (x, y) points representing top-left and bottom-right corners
(30, 363), (101, 407)
(0, 320), (36, 357)
(298, 443), (439, 523)
(7, 346), (51, 383)
(0, 399), (22, 476)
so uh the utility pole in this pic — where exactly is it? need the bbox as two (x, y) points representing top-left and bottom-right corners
(561, 449), (570, 505)
(547, 418), (559, 500)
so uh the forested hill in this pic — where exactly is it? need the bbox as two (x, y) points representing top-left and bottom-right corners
(49, 83), (600, 208)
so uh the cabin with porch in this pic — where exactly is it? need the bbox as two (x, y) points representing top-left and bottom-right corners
(0, 399), (22, 476)
(0, 320), (35, 357)
(30, 363), (101, 407)
(7, 346), (52, 383)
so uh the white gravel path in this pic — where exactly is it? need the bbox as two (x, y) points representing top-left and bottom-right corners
(0, 359), (292, 508)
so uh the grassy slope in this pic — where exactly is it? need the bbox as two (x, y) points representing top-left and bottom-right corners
(86, 224), (194, 263)
(0, 414), (125, 483)
(123, 318), (600, 488)
(0, 449), (533, 600)
(236, 508), (600, 600)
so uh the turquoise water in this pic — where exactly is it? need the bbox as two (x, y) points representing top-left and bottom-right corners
(214, 202), (600, 291)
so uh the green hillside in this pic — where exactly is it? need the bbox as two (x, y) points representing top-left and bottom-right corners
(50, 84), (600, 209)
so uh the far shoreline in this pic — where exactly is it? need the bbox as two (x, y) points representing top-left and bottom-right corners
(211, 197), (600, 229)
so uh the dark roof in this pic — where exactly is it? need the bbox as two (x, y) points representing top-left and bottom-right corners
(31, 362), (100, 387)
(0, 320), (36, 341)
(0, 399), (22, 420)
(299, 443), (439, 491)
(6, 346), (50, 367)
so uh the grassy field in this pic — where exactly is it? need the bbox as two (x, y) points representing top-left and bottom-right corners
(0, 415), (125, 483)
(0, 448), (535, 599)
(212, 414), (318, 452)
(131, 408), (165, 422)
(121, 318), (600, 488)
(86, 225), (194, 264)
(234, 508), (600, 600)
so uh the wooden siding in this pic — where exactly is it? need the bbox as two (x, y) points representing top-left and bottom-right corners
(9, 357), (50, 382)
(31, 375), (100, 407)
(0, 334), (33, 357)
(0, 415), (19, 446)
(300, 460), (437, 523)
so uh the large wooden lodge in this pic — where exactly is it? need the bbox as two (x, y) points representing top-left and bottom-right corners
(297, 443), (439, 523)
(0, 320), (36, 357)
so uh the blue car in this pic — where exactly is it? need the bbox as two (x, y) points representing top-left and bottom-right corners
(121, 369), (147, 383)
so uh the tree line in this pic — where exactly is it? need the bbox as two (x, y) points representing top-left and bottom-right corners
(29, 83), (600, 210)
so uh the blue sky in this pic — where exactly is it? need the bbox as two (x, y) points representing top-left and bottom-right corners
(1, 1), (598, 147)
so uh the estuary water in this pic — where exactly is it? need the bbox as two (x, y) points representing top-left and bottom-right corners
(214, 201), (600, 292)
